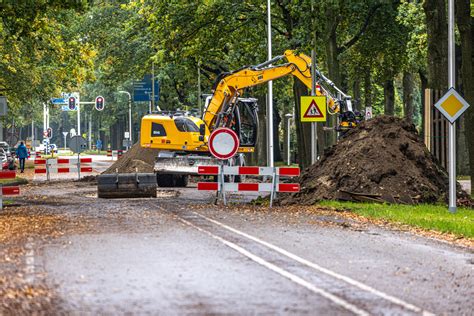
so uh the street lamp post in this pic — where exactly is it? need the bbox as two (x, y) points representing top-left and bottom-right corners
(118, 91), (132, 149)
(284, 113), (293, 166)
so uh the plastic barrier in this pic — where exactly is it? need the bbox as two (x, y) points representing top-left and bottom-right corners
(0, 171), (20, 209)
(197, 166), (300, 207)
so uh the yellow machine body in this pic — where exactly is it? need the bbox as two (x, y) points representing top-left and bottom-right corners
(140, 114), (209, 152)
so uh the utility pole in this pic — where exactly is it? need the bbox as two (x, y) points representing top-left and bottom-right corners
(198, 60), (202, 116)
(88, 112), (92, 149)
(267, 0), (274, 167)
(77, 93), (81, 136)
(118, 91), (132, 149)
(151, 62), (155, 111)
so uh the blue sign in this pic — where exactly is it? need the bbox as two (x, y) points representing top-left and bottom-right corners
(51, 98), (66, 105)
(133, 74), (160, 102)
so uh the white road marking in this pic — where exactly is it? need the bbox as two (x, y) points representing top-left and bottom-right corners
(194, 211), (435, 316)
(176, 216), (370, 316)
(24, 238), (35, 283)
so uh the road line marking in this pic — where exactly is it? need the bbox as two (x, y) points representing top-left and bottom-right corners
(194, 211), (434, 316)
(24, 238), (35, 283)
(176, 215), (369, 316)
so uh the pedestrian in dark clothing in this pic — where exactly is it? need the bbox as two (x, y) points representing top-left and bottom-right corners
(16, 141), (28, 173)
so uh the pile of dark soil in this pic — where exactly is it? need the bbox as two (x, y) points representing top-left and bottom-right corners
(282, 116), (469, 205)
(102, 143), (159, 174)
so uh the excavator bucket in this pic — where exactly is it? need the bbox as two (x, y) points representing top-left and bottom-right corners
(97, 173), (157, 198)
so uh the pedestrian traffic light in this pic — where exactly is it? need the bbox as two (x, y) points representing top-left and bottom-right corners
(68, 96), (77, 110)
(95, 96), (105, 111)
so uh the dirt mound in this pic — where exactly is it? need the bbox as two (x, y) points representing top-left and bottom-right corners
(282, 115), (469, 205)
(102, 143), (159, 174)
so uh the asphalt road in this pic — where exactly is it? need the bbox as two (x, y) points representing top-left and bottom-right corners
(8, 182), (474, 315)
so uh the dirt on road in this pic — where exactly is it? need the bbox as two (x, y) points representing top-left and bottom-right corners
(282, 116), (470, 205)
(103, 143), (157, 174)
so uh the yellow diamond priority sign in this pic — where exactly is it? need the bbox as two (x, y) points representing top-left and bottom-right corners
(434, 88), (470, 123)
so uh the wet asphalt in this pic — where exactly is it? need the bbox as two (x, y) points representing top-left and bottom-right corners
(16, 181), (474, 315)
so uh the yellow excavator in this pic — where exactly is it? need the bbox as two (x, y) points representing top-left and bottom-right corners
(138, 50), (359, 187)
(98, 50), (358, 195)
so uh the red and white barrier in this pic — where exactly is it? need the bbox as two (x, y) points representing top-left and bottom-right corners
(197, 165), (300, 207)
(34, 157), (93, 180)
(0, 171), (20, 209)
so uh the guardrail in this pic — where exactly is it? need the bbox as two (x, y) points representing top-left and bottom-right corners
(197, 166), (300, 207)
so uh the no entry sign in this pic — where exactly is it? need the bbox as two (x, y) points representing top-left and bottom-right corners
(208, 128), (239, 160)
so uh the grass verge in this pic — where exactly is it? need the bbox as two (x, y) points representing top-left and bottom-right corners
(318, 201), (474, 239)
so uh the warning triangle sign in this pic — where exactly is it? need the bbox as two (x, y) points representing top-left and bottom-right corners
(303, 100), (324, 118)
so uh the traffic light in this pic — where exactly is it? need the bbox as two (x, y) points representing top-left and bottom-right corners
(95, 96), (105, 111)
(47, 127), (52, 138)
(68, 96), (77, 110)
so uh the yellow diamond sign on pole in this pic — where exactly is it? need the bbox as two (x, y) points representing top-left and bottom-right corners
(300, 96), (327, 122)
(434, 88), (470, 123)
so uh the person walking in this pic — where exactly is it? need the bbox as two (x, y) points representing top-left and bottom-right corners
(16, 141), (28, 173)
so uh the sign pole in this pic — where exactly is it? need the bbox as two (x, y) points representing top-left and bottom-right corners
(310, 0), (317, 165)
(266, 0), (274, 168)
(448, 0), (456, 213)
(311, 49), (317, 164)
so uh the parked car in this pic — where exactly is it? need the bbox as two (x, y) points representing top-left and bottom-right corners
(0, 141), (10, 155)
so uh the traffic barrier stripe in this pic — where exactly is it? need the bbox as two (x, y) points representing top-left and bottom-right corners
(238, 183), (259, 191)
(34, 159), (47, 165)
(197, 182), (218, 191)
(0, 171), (16, 179)
(34, 169), (47, 174)
(198, 166), (300, 177)
(48, 167), (93, 173)
(279, 167), (300, 177)
(279, 183), (301, 192)
(238, 166), (260, 175)
(198, 182), (300, 193)
(198, 166), (219, 175)
(2, 186), (20, 195)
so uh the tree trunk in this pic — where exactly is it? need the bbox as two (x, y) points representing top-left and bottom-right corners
(456, 0), (474, 180)
(248, 95), (267, 165)
(419, 70), (428, 137)
(403, 72), (415, 123)
(352, 79), (361, 112)
(383, 80), (395, 116)
(325, 7), (340, 148)
(293, 78), (311, 168)
(273, 105), (283, 162)
(423, 0), (448, 90)
(364, 68), (372, 109)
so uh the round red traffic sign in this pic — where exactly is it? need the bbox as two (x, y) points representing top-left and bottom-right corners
(208, 128), (240, 160)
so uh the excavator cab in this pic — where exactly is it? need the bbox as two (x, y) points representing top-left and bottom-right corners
(231, 98), (259, 148)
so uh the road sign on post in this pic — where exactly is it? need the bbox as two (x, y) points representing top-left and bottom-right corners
(133, 74), (160, 102)
(300, 96), (327, 122)
(69, 135), (87, 154)
(69, 135), (88, 180)
(365, 106), (373, 120)
(434, 88), (470, 124)
(208, 128), (239, 160)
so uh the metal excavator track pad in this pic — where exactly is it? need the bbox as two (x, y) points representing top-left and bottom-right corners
(97, 173), (157, 199)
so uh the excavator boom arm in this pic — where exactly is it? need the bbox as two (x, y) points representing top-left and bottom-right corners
(202, 50), (343, 130)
